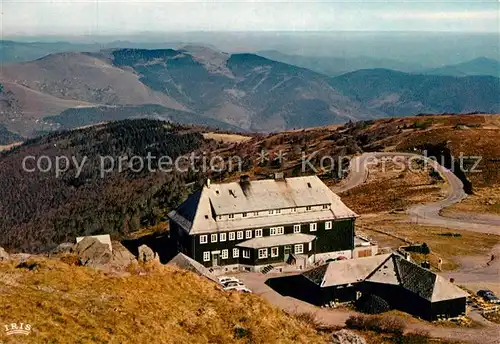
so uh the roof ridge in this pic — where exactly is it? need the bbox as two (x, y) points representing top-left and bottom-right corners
(364, 253), (396, 282)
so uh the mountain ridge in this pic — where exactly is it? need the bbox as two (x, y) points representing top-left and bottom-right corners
(0, 47), (498, 137)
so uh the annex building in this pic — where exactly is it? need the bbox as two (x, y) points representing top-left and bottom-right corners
(299, 253), (468, 320)
(168, 174), (365, 274)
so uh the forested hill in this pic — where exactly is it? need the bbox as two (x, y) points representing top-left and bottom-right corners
(0, 119), (216, 252)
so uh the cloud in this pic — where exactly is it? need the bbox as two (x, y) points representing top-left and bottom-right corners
(377, 10), (498, 21)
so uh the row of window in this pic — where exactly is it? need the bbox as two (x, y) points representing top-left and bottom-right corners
(199, 221), (333, 244)
(218, 204), (331, 221)
(202, 248), (249, 262)
(202, 243), (312, 262)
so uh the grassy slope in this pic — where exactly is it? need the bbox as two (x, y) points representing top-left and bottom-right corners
(0, 259), (328, 344)
(357, 215), (500, 271)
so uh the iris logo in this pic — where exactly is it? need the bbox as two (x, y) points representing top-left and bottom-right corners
(4, 323), (32, 336)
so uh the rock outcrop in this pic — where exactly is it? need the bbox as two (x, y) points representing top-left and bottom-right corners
(138, 245), (159, 263)
(331, 330), (367, 344)
(109, 242), (137, 269)
(0, 247), (10, 261)
(72, 237), (112, 269)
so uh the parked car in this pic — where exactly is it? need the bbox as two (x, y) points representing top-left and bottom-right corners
(221, 281), (245, 288)
(224, 285), (252, 293)
(218, 276), (240, 285)
(477, 290), (500, 303)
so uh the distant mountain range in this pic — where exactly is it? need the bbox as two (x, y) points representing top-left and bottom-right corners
(258, 51), (500, 78)
(422, 57), (500, 78)
(0, 45), (498, 140)
(257, 50), (423, 76)
(330, 69), (500, 116)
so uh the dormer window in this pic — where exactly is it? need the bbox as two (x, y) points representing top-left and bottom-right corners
(242, 212), (247, 217)
(269, 210), (274, 215)
(254, 212), (259, 216)
(322, 204), (329, 209)
(276, 209), (281, 214)
(306, 206), (312, 211)
(229, 214), (234, 219)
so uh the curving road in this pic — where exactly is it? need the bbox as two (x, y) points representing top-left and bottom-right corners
(332, 152), (500, 235)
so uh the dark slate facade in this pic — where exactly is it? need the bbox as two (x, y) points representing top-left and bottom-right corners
(170, 218), (355, 268)
(167, 175), (359, 270)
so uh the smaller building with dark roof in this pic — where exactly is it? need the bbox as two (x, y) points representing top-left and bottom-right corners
(295, 253), (468, 320)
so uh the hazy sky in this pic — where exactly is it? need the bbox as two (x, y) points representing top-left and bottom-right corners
(2, 0), (499, 36)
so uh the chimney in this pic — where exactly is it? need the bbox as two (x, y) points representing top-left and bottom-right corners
(206, 178), (211, 188)
(274, 172), (285, 181)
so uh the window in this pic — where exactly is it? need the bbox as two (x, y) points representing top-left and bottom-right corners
(218, 216), (222, 220)
(220, 233), (227, 242)
(255, 229), (263, 237)
(237, 231), (244, 240)
(322, 204), (329, 209)
(308, 242), (312, 251)
(276, 209), (281, 214)
(270, 227), (284, 236)
(258, 248), (268, 259)
(229, 214), (234, 219)
(310, 223), (317, 232)
(229, 232), (236, 241)
(200, 235), (208, 244)
(269, 210), (274, 215)
(292, 207), (297, 212)
(246, 230), (252, 239)
(293, 224), (301, 233)
(253, 211), (259, 216)
(306, 206), (312, 211)
(242, 212), (247, 217)
(325, 221), (332, 230)
(203, 252), (210, 262)
(211, 234), (218, 243)
(271, 247), (279, 257)
(243, 249), (250, 258)
(294, 244), (304, 254)
(221, 249), (228, 259)
(233, 248), (239, 258)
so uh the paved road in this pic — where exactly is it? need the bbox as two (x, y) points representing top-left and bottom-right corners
(332, 152), (500, 235)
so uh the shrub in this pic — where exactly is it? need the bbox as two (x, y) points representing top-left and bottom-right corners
(291, 311), (324, 330)
(346, 315), (406, 335)
(393, 330), (430, 344)
(59, 254), (81, 266)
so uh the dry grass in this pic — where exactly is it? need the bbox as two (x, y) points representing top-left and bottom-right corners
(395, 127), (500, 187)
(444, 186), (500, 216)
(357, 214), (500, 271)
(0, 142), (22, 152)
(0, 258), (328, 344)
(353, 330), (464, 344)
(340, 160), (445, 214)
(482, 311), (500, 324)
(203, 132), (252, 143)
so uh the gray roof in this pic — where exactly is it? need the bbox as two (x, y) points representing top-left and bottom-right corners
(236, 233), (316, 249)
(168, 176), (358, 235)
(167, 253), (218, 283)
(303, 254), (392, 287)
(391, 255), (468, 302)
(304, 253), (469, 303)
